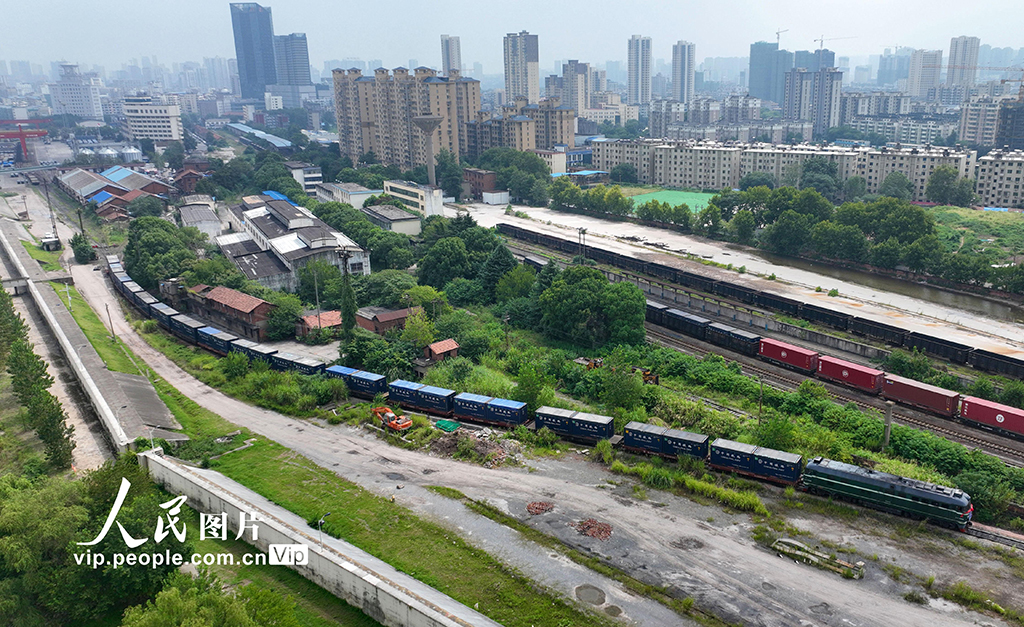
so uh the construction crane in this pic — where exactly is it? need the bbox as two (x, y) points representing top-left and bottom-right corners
(775, 28), (788, 46)
(814, 35), (857, 52)
(0, 123), (48, 160)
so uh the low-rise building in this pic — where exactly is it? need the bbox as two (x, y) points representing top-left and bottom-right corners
(179, 204), (220, 240)
(285, 161), (322, 196)
(181, 284), (276, 342)
(530, 149), (567, 174)
(976, 149), (1024, 208)
(296, 310), (344, 337)
(315, 182), (381, 208)
(383, 180), (445, 216)
(359, 204), (422, 236)
(462, 167), (498, 199)
(218, 193), (370, 292)
(425, 338), (459, 362)
(173, 168), (204, 194)
(355, 306), (421, 335)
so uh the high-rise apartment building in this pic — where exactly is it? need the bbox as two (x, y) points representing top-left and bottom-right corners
(505, 97), (575, 150)
(332, 67), (480, 169)
(441, 35), (462, 76)
(49, 63), (103, 121)
(748, 41), (793, 105)
(504, 31), (539, 104)
(230, 2), (277, 100)
(958, 96), (1006, 146)
(627, 35), (652, 109)
(907, 49), (943, 98)
(269, 32), (314, 107)
(671, 41), (696, 103)
(947, 36), (981, 87)
(877, 49), (912, 86)
(996, 101), (1024, 150)
(561, 60), (590, 113)
(783, 67), (843, 137)
(122, 95), (183, 142)
(722, 94), (762, 124)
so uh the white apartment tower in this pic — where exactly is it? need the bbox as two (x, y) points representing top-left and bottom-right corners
(561, 59), (590, 113)
(671, 41), (696, 103)
(627, 35), (652, 108)
(504, 31), (539, 104)
(441, 35), (462, 76)
(907, 49), (943, 98)
(50, 63), (104, 121)
(947, 36), (981, 87)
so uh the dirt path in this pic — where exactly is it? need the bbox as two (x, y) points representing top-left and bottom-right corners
(68, 262), (1011, 627)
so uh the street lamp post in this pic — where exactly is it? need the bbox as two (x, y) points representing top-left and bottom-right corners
(317, 512), (332, 550)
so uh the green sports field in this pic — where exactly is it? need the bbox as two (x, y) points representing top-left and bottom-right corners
(627, 190), (716, 211)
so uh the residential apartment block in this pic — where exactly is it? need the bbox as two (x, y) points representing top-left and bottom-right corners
(975, 149), (1024, 207)
(959, 96), (1006, 146)
(504, 31), (539, 104)
(783, 67), (843, 137)
(593, 139), (975, 201)
(332, 67), (480, 169)
(846, 116), (958, 145)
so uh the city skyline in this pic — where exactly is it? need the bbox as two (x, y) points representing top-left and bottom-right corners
(3, 0), (1023, 76)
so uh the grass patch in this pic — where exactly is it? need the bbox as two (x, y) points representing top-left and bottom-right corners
(212, 440), (612, 627)
(609, 459), (769, 516)
(626, 189), (715, 211)
(23, 241), (62, 272)
(0, 191), (17, 198)
(426, 485), (731, 627)
(0, 375), (48, 477)
(51, 282), (141, 374)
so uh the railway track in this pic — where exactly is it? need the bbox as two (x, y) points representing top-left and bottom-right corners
(645, 324), (1024, 469)
(966, 522), (1024, 551)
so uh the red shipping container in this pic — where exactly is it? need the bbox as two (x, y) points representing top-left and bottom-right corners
(961, 396), (1024, 438)
(759, 338), (819, 373)
(881, 374), (959, 418)
(816, 355), (884, 394)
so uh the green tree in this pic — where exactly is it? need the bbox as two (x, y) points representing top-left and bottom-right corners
(610, 163), (638, 183)
(479, 244), (519, 299)
(265, 293), (303, 340)
(925, 164), (959, 205)
(495, 264), (536, 302)
(435, 149), (464, 200)
(950, 178), (978, 208)
(401, 311), (436, 349)
(870, 237), (904, 269)
(902, 235), (943, 273)
(123, 217), (204, 290)
(443, 277), (486, 306)
(875, 201), (934, 244)
(761, 210), (810, 255)
(162, 141), (186, 170)
(694, 203), (722, 236)
(601, 281), (646, 345)
(878, 171), (913, 201)
(339, 269), (357, 342)
(352, 269), (417, 307)
(799, 172), (838, 202)
(366, 230), (414, 270)
(729, 209), (756, 244)
(811, 220), (869, 262)
(549, 176), (582, 210)
(738, 171), (775, 190)
(128, 196), (164, 217)
(512, 363), (547, 414)
(403, 284), (451, 319)
(843, 176), (867, 201)
(297, 260), (342, 307)
(418, 237), (471, 288)
(69, 231), (97, 263)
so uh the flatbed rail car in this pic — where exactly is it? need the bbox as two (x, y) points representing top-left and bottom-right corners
(496, 222), (1024, 378)
(801, 457), (973, 530)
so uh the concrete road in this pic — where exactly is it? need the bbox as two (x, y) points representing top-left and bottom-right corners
(460, 203), (1024, 357)
(69, 262), (1004, 627)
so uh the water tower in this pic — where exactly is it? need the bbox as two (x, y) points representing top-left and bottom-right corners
(412, 115), (444, 186)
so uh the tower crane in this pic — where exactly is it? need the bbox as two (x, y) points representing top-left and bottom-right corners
(775, 29), (788, 46)
(814, 35), (857, 52)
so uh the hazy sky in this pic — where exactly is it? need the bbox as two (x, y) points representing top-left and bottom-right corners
(3, 0), (1023, 73)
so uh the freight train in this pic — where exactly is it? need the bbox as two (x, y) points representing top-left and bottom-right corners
(496, 223), (1024, 379)
(646, 298), (1024, 441)
(106, 255), (974, 530)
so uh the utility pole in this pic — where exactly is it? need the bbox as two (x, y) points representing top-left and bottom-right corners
(313, 266), (321, 332)
(757, 376), (764, 425)
(105, 303), (116, 339)
(883, 401), (894, 450)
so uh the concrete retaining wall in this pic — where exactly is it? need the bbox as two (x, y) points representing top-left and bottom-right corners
(608, 271), (891, 361)
(138, 450), (500, 627)
(0, 225), (131, 451)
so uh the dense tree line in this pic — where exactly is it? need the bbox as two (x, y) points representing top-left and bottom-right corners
(0, 288), (75, 469)
(470, 148), (550, 206)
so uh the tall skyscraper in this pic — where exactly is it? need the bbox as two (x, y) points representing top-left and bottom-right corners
(783, 66), (843, 137)
(230, 2), (277, 100)
(503, 31), (539, 104)
(627, 35), (652, 108)
(749, 41), (793, 105)
(273, 33), (310, 86)
(877, 48), (912, 86)
(671, 40), (696, 103)
(908, 49), (943, 98)
(441, 35), (462, 76)
(948, 36), (981, 87)
(561, 59), (590, 113)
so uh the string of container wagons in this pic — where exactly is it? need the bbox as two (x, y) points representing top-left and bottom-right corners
(107, 254), (974, 530)
(645, 299), (1024, 442)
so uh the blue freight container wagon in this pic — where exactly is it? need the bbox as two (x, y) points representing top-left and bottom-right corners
(418, 386), (456, 416)
(710, 439), (757, 474)
(169, 314), (205, 344)
(348, 371), (387, 398)
(484, 398), (528, 427)
(270, 352), (304, 371)
(324, 365), (358, 383)
(534, 406), (576, 438)
(388, 380), (423, 406)
(197, 326), (238, 356)
(454, 393), (492, 422)
(752, 447), (803, 485)
(662, 429), (709, 459)
(246, 343), (278, 365)
(291, 356), (325, 376)
(571, 412), (615, 444)
(150, 303), (179, 330)
(623, 421), (666, 454)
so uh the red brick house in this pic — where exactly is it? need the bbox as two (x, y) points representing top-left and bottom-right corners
(425, 338), (459, 361)
(186, 285), (276, 341)
(174, 168), (204, 194)
(355, 306), (422, 335)
(296, 310), (343, 337)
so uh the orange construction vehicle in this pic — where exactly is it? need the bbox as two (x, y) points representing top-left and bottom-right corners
(372, 406), (413, 432)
